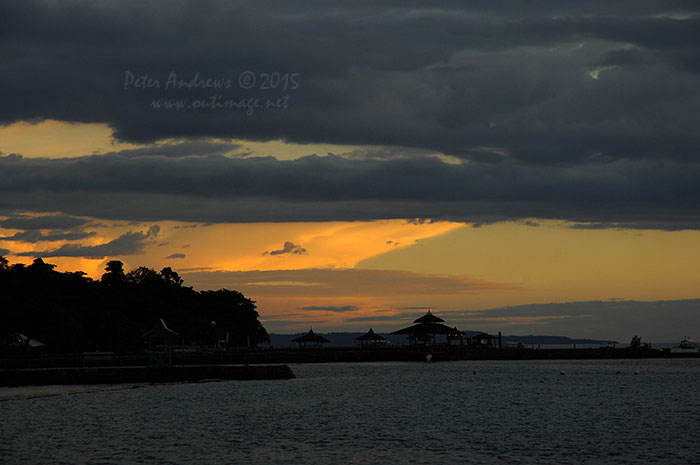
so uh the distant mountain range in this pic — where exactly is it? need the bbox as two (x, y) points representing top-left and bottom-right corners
(269, 332), (618, 348)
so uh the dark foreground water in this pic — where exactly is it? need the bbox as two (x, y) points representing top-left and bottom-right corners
(2, 359), (700, 464)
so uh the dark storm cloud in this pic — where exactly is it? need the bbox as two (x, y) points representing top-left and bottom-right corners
(2, 1), (699, 158)
(1, 153), (700, 229)
(17, 225), (159, 259)
(0, 248), (10, 256)
(100, 140), (241, 159)
(0, 230), (95, 243)
(2, 1), (700, 227)
(0, 214), (91, 230)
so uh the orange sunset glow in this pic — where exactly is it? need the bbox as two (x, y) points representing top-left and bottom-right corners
(3, 1), (700, 344)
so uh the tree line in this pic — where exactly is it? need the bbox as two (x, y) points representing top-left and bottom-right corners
(0, 257), (269, 353)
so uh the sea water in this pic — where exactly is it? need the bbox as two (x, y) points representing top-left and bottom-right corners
(2, 359), (699, 464)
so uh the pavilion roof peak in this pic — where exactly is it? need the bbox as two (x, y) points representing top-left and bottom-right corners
(293, 328), (330, 343)
(355, 328), (388, 341)
(413, 310), (445, 324)
(143, 318), (179, 339)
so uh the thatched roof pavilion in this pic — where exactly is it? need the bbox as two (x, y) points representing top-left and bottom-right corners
(355, 328), (389, 348)
(292, 329), (330, 349)
(391, 310), (464, 346)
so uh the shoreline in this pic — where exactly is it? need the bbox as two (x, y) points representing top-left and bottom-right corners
(2, 347), (698, 386)
(3, 346), (699, 367)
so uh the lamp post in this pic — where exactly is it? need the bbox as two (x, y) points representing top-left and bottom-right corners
(210, 320), (217, 351)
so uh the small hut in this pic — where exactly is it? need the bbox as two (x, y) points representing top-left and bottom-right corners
(143, 319), (179, 367)
(355, 328), (389, 348)
(292, 328), (330, 349)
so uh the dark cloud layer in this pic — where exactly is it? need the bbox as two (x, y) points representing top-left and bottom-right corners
(0, 230), (95, 243)
(99, 140), (241, 159)
(0, 214), (91, 230)
(2, 1), (699, 158)
(1, 154), (699, 229)
(2, 1), (700, 228)
(17, 226), (159, 259)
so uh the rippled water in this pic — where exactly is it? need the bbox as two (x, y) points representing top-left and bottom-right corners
(2, 359), (700, 464)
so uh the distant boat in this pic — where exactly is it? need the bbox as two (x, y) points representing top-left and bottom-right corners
(680, 338), (699, 349)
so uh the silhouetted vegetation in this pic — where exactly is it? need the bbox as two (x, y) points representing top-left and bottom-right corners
(0, 257), (269, 353)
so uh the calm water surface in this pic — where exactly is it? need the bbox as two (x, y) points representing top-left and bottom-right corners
(2, 359), (699, 464)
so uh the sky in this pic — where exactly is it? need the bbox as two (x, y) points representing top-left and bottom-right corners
(1, 0), (700, 342)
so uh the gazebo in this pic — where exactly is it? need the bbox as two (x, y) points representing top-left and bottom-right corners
(391, 310), (464, 346)
(143, 318), (179, 367)
(292, 328), (330, 349)
(355, 328), (389, 348)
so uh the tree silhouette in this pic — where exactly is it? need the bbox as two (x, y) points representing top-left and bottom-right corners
(27, 257), (57, 276)
(126, 266), (162, 286)
(0, 258), (269, 353)
(160, 267), (184, 287)
(101, 260), (126, 286)
(198, 289), (269, 347)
